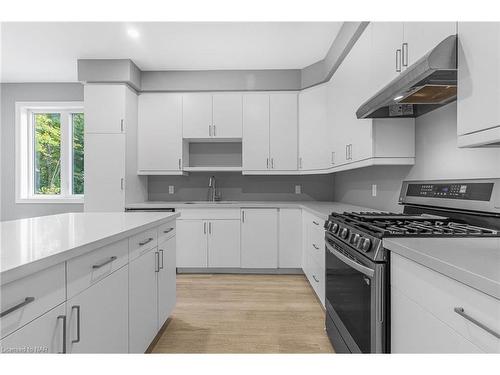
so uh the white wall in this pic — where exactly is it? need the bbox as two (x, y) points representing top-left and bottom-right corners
(1, 83), (84, 220)
(333, 103), (500, 212)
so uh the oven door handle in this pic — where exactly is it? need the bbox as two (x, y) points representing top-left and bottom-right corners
(326, 242), (375, 278)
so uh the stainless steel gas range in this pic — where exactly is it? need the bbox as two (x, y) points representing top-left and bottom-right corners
(323, 179), (500, 353)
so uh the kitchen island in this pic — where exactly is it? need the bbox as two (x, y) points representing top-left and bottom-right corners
(0, 211), (179, 353)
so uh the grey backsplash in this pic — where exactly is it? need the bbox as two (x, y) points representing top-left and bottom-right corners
(148, 173), (335, 202)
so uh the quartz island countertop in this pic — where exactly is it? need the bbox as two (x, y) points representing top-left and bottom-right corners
(0, 212), (180, 285)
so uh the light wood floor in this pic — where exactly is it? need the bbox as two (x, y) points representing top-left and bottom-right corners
(151, 274), (334, 353)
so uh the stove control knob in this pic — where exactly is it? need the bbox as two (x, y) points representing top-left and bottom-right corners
(324, 221), (330, 230)
(331, 223), (339, 234)
(360, 238), (371, 252)
(351, 233), (360, 246)
(340, 227), (349, 239)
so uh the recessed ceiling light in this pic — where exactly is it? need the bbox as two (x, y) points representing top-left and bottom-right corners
(127, 28), (140, 39)
(394, 95), (404, 101)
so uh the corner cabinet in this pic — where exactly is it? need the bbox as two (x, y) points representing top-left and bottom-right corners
(457, 22), (500, 147)
(137, 93), (185, 174)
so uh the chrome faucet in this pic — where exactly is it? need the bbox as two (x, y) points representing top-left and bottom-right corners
(207, 176), (221, 202)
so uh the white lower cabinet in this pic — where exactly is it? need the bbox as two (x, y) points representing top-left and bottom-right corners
(208, 220), (241, 267)
(66, 265), (129, 353)
(129, 248), (159, 353)
(302, 211), (325, 306)
(0, 304), (66, 354)
(176, 220), (208, 267)
(278, 208), (302, 268)
(241, 209), (278, 268)
(158, 237), (177, 328)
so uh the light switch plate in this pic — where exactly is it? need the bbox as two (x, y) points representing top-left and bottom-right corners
(295, 185), (302, 194)
(372, 184), (377, 197)
(168, 185), (175, 194)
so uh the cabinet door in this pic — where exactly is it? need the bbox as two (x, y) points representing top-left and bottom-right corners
(213, 94), (242, 138)
(67, 266), (128, 353)
(391, 286), (482, 353)
(298, 85), (329, 170)
(458, 22), (500, 136)
(0, 304), (66, 354)
(270, 93), (298, 171)
(241, 209), (278, 268)
(404, 22), (457, 67)
(129, 249), (158, 353)
(182, 93), (212, 138)
(370, 22), (404, 91)
(278, 208), (302, 268)
(242, 94), (270, 171)
(84, 84), (125, 133)
(176, 220), (208, 267)
(138, 93), (183, 172)
(84, 133), (125, 212)
(158, 237), (176, 329)
(207, 220), (241, 267)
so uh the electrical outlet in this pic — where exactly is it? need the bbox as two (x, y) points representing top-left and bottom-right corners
(372, 184), (377, 197)
(295, 185), (302, 194)
(168, 185), (175, 194)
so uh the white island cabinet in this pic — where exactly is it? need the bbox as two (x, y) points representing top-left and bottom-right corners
(0, 212), (179, 354)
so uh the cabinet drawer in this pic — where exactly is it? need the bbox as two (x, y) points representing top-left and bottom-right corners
(158, 221), (176, 244)
(391, 253), (500, 353)
(1, 263), (65, 339)
(129, 228), (158, 261)
(67, 239), (129, 299)
(305, 255), (325, 306)
(178, 208), (241, 220)
(309, 217), (325, 248)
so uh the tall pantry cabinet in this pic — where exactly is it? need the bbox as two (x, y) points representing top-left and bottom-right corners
(84, 84), (147, 211)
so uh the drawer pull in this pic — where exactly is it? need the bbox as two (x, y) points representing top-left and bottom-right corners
(312, 275), (319, 283)
(312, 244), (320, 250)
(71, 305), (81, 343)
(163, 228), (174, 234)
(312, 221), (320, 226)
(57, 315), (67, 353)
(159, 249), (164, 270)
(92, 256), (117, 269)
(0, 297), (35, 318)
(139, 237), (154, 246)
(454, 307), (500, 339)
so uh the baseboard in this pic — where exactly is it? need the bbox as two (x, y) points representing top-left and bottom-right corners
(145, 317), (172, 354)
(176, 267), (304, 275)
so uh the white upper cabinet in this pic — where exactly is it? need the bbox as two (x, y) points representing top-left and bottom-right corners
(403, 22), (457, 67)
(84, 84), (126, 134)
(212, 94), (243, 138)
(183, 93), (242, 139)
(243, 93), (298, 173)
(370, 22), (405, 91)
(270, 93), (298, 171)
(457, 22), (500, 147)
(299, 84), (330, 171)
(183, 93), (212, 138)
(138, 93), (183, 173)
(242, 94), (270, 171)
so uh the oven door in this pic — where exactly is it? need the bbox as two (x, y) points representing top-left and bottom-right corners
(325, 234), (386, 353)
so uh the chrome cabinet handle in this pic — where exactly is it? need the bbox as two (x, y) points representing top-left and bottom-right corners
(57, 315), (66, 353)
(213, 125), (216, 137)
(266, 158), (269, 169)
(92, 256), (117, 269)
(312, 275), (319, 283)
(402, 43), (408, 67)
(396, 49), (402, 72)
(71, 305), (80, 344)
(163, 228), (174, 234)
(349, 144), (353, 160)
(204, 222), (207, 234)
(312, 243), (320, 250)
(241, 211), (245, 223)
(331, 151), (335, 165)
(139, 237), (153, 246)
(299, 157), (303, 169)
(159, 249), (164, 270)
(178, 158), (181, 170)
(271, 158), (274, 169)
(312, 221), (319, 226)
(120, 178), (124, 191)
(0, 297), (35, 318)
(346, 144), (349, 160)
(454, 307), (500, 339)
(155, 251), (160, 272)
(120, 119), (124, 132)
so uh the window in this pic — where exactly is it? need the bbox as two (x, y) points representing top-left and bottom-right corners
(16, 102), (85, 203)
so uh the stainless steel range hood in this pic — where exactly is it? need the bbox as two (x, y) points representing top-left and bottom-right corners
(356, 35), (457, 119)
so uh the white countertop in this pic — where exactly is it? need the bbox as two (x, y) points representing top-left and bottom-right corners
(384, 237), (500, 300)
(0, 212), (179, 285)
(126, 200), (376, 219)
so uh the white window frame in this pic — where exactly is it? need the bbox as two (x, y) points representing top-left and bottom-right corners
(16, 102), (85, 204)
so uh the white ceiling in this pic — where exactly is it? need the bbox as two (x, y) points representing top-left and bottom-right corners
(1, 22), (342, 82)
